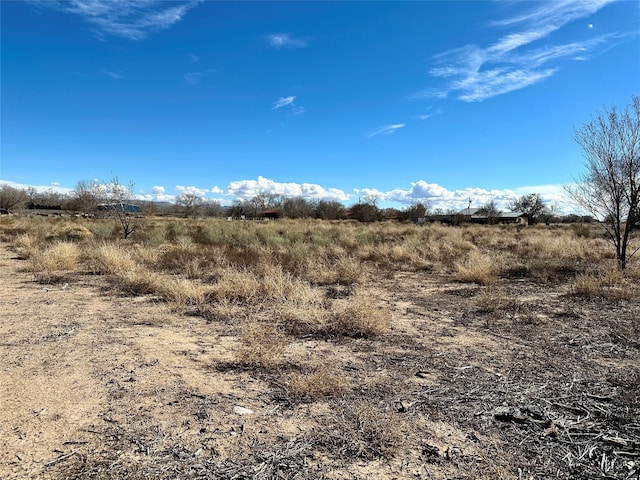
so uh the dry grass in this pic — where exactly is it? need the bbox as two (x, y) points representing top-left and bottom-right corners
(330, 292), (389, 337)
(156, 276), (210, 309)
(49, 224), (94, 241)
(316, 400), (405, 460)
(88, 242), (138, 275)
(236, 321), (287, 369)
(455, 251), (497, 285)
(287, 369), (347, 401)
(2, 216), (639, 479)
(570, 268), (636, 300)
(12, 233), (40, 259)
(28, 241), (81, 283)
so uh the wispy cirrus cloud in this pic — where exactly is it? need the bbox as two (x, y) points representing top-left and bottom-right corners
(273, 96), (305, 115)
(184, 69), (216, 85)
(266, 33), (307, 49)
(424, 0), (618, 102)
(414, 107), (442, 121)
(273, 96), (296, 109)
(32, 0), (200, 40)
(105, 70), (124, 79)
(368, 124), (405, 138)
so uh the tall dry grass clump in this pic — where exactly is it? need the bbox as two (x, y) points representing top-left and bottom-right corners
(455, 251), (498, 285)
(156, 276), (210, 309)
(236, 321), (286, 368)
(287, 369), (347, 402)
(330, 293), (389, 337)
(48, 224), (93, 241)
(88, 243), (138, 275)
(28, 241), (81, 283)
(12, 233), (40, 259)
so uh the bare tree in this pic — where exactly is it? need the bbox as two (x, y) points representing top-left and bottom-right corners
(282, 197), (314, 219)
(202, 199), (223, 217)
(509, 193), (547, 225)
(398, 202), (429, 222)
(566, 96), (640, 270)
(0, 185), (28, 212)
(315, 200), (345, 220)
(176, 193), (203, 218)
(480, 199), (501, 224)
(70, 180), (102, 212)
(105, 177), (140, 239)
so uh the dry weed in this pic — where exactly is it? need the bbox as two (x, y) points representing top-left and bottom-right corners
(28, 241), (81, 283)
(49, 224), (94, 241)
(115, 267), (162, 295)
(12, 233), (40, 259)
(287, 369), (347, 401)
(156, 276), (210, 308)
(570, 270), (635, 300)
(330, 293), (389, 337)
(89, 243), (137, 274)
(316, 400), (405, 459)
(456, 251), (497, 285)
(236, 322), (286, 368)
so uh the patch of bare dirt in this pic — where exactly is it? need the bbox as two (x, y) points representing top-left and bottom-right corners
(1, 243), (639, 479)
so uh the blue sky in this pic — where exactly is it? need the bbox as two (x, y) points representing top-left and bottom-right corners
(1, 0), (638, 211)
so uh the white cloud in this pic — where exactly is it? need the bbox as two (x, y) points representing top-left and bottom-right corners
(355, 181), (514, 210)
(266, 33), (307, 49)
(184, 72), (202, 85)
(184, 69), (216, 85)
(273, 96), (296, 109)
(0, 178), (578, 213)
(225, 176), (350, 202)
(354, 180), (576, 213)
(414, 108), (442, 120)
(175, 185), (209, 197)
(34, 0), (200, 40)
(0, 179), (73, 195)
(368, 124), (405, 138)
(105, 70), (124, 79)
(273, 96), (305, 116)
(426, 0), (618, 102)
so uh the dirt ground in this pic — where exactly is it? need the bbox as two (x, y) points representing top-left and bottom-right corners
(1, 241), (638, 480)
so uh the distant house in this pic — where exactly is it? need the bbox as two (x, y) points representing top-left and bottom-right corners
(260, 209), (281, 220)
(457, 207), (525, 224)
(97, 203), (141, 214)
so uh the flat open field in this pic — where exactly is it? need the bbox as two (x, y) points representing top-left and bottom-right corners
(0, 217), (638, 479)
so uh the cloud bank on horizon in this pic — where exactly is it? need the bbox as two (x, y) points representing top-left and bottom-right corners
(0, 178), (575, 213)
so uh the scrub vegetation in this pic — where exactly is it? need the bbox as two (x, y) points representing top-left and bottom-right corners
(0, 216), (638, 479)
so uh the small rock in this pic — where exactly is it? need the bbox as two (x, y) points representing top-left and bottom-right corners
(233, 406), (254, 415)
(493, 406), (527, 423)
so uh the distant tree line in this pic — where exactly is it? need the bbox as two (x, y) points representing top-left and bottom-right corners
(0, 182), (592, 225)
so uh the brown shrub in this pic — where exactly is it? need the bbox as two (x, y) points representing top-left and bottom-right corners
(287, 369), (347, 401)
(236, 322), (286, 369)
(28, 241), (81, 283)
(316, 400), (405, 459)
(330, 293), (389, 337)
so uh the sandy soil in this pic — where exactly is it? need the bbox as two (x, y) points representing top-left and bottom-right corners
(1, 242), (638, 479)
